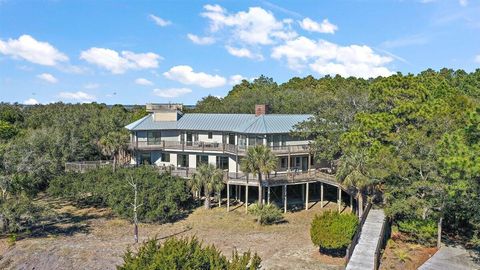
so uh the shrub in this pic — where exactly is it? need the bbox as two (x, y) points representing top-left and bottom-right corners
(248, 203), (283, 225)
(117, 237), (261, 270)
(310, 211), (358, 255)
(48, 166), (194, 223)
(7, 234), (17, 247)
(397, 219), (437, 246)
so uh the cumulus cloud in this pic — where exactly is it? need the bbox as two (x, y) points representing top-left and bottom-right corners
(59, 91), (96, 102)
(163, 65), (226, 88)
(225, 46), (264, 60)
(153, 88), (192, 98)
(229, 74), (248, 85)
(24, 98), (39, 105)
(135, 78), (153, 86)
(187, 34), (215, 45)
(299, 18), (338, 34)
(37, 73), (58, 83)
(149, 14), (171, 26)
(271, 36), (393, 78)
(201, 4), (295, 45)
(0, 35), (68, 66)
(84, 83), (100, 89)
(80, 48), (161, 74)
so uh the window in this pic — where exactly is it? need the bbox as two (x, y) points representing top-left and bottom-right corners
(140, 153), (151, 165)
(228, 133), (235, 145)
(216, 156), (229, 170)
(177, 154), (189, 167)
(196, 155), (208, 167)
(161, 152), (170, 162)
(147, 131), (161, 145)
(208, 132), (213, 139)
(194, 133), (199, 141)
(280, 157), (288, 168)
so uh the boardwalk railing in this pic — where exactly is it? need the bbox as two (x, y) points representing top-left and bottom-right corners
(65, 160), (113, 172)
(374, 215), (391, 269)
(345, 202), (372, 264)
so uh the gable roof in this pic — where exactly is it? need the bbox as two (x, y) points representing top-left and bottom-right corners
(125, 113), (311, 134)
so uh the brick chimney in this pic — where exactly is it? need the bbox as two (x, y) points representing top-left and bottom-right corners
(255, 104), (269, 116)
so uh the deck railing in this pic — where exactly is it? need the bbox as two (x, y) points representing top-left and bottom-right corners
(131, 140), (310, 155)
(345, 202), (373, 264)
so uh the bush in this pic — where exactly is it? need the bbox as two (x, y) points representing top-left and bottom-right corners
(310, 211), (358, 255)
(248, 203), (283, 225)
(397, 219), (437, 246)
(118, 237), (261, 270)
(48, 166), (194, 223)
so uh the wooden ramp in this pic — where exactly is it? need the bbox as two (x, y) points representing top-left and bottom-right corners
(346, 209), (386, 270)
(418, 245), (479, 270)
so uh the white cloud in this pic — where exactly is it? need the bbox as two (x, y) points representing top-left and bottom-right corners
(299, 18), (338, 34)
(229, 74), (247, 85)
(459, 0), (468, 6)
(272, 36), (393, 78)
(475, 55), (480, 63)
(153, 88), (192, 98)
(59, 91), (96, 102)
(0, 34), (68, 66)
(225, 46), (264, 60)
(23, 98), (39, 105)
(163, 65), (226, 88)
(149, 14), (171, 27)
(201, 4), (295, 45)
(187, 34), (215, 45)
(36, 73), (58, 83)
(84, 83), (100, 89)
(135, 78), (153, 86)
(381, 34), (429, 48)
(80, 47), (161, 74)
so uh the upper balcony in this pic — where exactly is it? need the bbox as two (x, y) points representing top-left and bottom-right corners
(130, 140), (311, 156)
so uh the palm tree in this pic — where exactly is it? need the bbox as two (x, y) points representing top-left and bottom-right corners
(336, 149), (371, 217)
(241, 145), (278, 206)
(98, 131), (129, 172)
(187, 173), (202, 200)
(193, 163), (224, 209)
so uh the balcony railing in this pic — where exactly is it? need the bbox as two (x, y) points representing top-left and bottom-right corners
(131, 140), (311, 155)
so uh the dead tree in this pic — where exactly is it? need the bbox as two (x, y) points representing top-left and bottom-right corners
(128, 176), (143, 244)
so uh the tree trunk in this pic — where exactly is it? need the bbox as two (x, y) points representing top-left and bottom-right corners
(258, 174), (263, 206)
(437, 217), (443, 248)
(218, 193), (221, 207)
(204, 192), (211, 209)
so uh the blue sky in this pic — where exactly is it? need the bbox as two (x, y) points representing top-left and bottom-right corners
(1, 0), (479, 105)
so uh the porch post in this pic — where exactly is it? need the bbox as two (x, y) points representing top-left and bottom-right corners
(305, 182), (309, 210)
(338, 187), (342, 213)
(350, 194), (353, 213)
(245, 184), (249, 213)
(267, 186), (271, 205)
(320, 183), (324, 208)
(227, 183), (230, 212)
(308, 153), (311, 176)
(283, 185), (287, 213)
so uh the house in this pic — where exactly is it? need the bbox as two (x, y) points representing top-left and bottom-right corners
(125, 103), (355, 213)
(125, 103), (315, 176)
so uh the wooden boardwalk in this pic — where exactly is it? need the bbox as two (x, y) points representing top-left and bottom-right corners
(346, 209), (386, 270)
(418, 245), (479, 270)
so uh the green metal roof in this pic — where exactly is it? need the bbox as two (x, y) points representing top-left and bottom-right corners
(125, 113), (312, 134)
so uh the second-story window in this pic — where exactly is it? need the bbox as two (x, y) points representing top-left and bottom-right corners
(147, 131), (161, 145)
(208, 132), (213, 139)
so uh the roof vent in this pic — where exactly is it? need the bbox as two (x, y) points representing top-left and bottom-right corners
(255, 104), (269, 116)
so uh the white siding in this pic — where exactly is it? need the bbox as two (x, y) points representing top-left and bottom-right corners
(228, 156), (237, 173)
(189, 154), (197, 168)
(208, 155), (216, 166)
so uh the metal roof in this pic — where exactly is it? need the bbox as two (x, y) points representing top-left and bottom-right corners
(125, 113), (312, 134)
